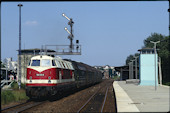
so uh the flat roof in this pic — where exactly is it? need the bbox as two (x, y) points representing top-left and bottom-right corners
(138, 47), (154, 52)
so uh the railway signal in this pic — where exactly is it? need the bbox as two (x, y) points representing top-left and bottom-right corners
(62, 13), (74, 52)
(40, 13), (81, 55)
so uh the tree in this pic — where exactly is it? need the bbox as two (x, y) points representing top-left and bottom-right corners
(125, 32), (169, 85)
(125, 53), (139, 65)
(143, 33), (170, 84)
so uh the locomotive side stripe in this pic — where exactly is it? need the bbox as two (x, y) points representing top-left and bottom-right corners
(26, 84), (57, 86)
(26, 81), (75, 86)
(26, 79), (75, 84)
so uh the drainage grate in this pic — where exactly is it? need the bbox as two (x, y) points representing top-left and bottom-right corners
(129, 102), (144, 105)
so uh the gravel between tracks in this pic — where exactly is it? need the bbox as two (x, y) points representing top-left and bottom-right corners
(22, 79), (116, 113)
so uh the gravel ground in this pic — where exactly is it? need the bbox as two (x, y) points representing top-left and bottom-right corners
(18, 79), (116, 113)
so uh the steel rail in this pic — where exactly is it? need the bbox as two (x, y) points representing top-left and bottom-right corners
(100, 87), (109, 113)
(77, 85), (102, 113)
(1, 100), (47, 113)
(1, 101), (29, 111)
(77, 88), (100, 113)
(77, 81), (110, 113)
(14, 101), (44, 113)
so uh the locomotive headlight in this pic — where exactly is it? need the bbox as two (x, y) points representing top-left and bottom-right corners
(29, 76), (32, 83)
(48, 76), (51, 83)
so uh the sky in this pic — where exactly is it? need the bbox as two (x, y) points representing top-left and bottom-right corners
(1, 1), (169, 67)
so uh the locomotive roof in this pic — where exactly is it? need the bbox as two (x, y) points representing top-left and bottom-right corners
(29, 55), (74, 70)
(31, 55), (54, 60)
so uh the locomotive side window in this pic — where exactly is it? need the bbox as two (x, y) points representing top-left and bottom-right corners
(55, 60), (61, 68)
(65, 63), (70, 69)
(31, 60), (40, 66)
(62, 62), (66, 68)
(68, 63), (73, 70)
(64, 62), (69, 69)
(52, 60), (56, 66)
(59, 61), (63, 68)
(41, 59), (51, 67)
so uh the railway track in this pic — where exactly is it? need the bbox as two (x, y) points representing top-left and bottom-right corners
(1, 100), (47, 113)
(77, 79), (115, 113)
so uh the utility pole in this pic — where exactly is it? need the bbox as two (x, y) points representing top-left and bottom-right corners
(168, 0), (170, 89)
(18, 4), (23, 90)
(128, 62), (130, 79)
(150, 41), (160, 91)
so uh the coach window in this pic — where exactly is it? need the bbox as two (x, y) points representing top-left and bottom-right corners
(41, 59), (51, 67)
(31, 60), (40, 66)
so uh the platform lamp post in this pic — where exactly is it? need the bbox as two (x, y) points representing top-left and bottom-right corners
(128, 62), (131, 79)
(130, 59), (135, 79)
(150, 41), (160, 91)
(134, 56), (139, 79)
(18, 4), (23, 90)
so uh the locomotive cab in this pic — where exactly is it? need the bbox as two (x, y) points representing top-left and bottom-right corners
(26, 55), (75, 98)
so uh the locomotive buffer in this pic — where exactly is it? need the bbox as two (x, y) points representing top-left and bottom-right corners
(41, 13), (81, 55)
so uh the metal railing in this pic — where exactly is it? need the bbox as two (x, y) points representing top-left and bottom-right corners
(40, 45), (81, 55)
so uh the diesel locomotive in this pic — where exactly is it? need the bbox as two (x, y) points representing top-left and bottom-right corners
(26, 55), (103, 98)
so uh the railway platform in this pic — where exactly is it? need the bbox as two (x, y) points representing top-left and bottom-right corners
(113, 80), (170, 112)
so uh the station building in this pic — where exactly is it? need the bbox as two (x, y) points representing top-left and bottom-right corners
(138, 48), (158, 86)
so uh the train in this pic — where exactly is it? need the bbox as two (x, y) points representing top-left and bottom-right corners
(25, 55), (103, 98)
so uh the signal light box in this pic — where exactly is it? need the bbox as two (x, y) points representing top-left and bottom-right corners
(138, 48), (158, 86)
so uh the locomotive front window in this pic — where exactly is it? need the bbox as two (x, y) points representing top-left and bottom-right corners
(31, 60), (40, 66)
(41, 59), (51, 67)
(52, 60), (56, 66)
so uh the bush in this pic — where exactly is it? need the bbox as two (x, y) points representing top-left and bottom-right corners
(163, 82), (170, 86)
(11, 82), (19, 89)
(1, 90), (29, 105)
(12, 90), (29, 101)
(113, 75), (120, 81)
(11, 82), (26, 90)
(1, 90), (15, 104)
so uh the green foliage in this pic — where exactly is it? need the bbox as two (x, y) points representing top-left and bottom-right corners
(125, 32), (170, 83)
(125, 53), (139, 65)
(113, 75), (120, 81)
(143, 33), (170, 83)
(163, 82), (170, 86)
(11, 81), (26, 90)
(11, 82), (19, 89)
(1, 90), (29, 105)
(1, 90), (15, 104)
(12, 90), (29, 102)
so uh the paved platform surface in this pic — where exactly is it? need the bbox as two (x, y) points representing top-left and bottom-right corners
(113, 81), (170, 112)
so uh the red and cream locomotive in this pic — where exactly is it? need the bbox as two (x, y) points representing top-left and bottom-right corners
(26, 55), (102, 98)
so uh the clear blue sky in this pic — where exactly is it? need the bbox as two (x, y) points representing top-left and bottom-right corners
(1, 1), (168, 67)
